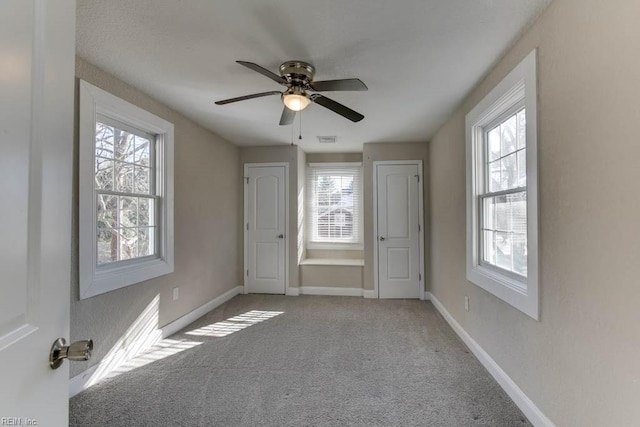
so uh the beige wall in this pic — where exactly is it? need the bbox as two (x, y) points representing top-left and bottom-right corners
(300, 265), (363, 288)
(306, 153), (363, 164)
(428, 0), (640, 424)
(362, 143), (429, 291)
(239, 145), (303, 288)
(70, 58), (242, 377)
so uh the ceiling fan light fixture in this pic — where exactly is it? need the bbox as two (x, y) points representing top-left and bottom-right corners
(282, 91), (310, 112)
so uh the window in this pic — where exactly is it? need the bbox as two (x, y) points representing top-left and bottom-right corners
(79, 80), (174, 299)
(481, 108), (527, 277)
(94, 116), (156, 264)
(466, 50), (539, 319)
(306, 163), (362, 248)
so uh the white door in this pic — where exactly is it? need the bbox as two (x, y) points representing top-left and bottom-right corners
(376, 164), (422, 299)
(245, 165), (286, 294)
(0, 0), (75, 424)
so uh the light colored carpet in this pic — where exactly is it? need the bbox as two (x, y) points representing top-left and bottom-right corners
(69, 295), (530, 426)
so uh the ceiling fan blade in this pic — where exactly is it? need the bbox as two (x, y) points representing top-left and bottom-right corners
(310, 94), (364, 122)
(236, 61), (287, 85)
(279, 106), (296, 126)
(310, 78), (368, 92)
(215, 91), (281, 105)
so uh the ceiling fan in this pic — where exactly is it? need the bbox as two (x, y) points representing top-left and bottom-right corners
(215, 60), (368, 125)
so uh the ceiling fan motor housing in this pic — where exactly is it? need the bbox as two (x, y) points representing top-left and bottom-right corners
(279, 61), (315, 87)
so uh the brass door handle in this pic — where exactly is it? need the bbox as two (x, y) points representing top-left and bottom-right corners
(379, 236), (386, 241)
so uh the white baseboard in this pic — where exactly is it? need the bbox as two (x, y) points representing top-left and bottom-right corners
(286, 287), (300, 296)
(69, 285), (243, 398)
(161, 286), (243, 338)
(69, 363), (99, 398)
(363, 290), (376, 299)
(362, 289), (426, 299)
(299, 286), (363, 297)
(426, 292), (554, 427)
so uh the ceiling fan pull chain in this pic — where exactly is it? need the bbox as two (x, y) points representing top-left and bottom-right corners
(299, 108), (302, 140)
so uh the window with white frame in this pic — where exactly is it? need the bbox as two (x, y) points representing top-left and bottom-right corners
(466, 50), (539, 320)
(94, 116), (156, 264)
(306, 163), (363, 248)
(79, 80), (174, 299)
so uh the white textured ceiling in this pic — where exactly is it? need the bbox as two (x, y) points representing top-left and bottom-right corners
(77, 0), (551, 153)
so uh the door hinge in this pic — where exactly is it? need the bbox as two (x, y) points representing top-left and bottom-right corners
(246, 223), (249, 230)
(419, 273), (422, 281)
(415, 174), (420, 183)
(246, 269), (249, 277)
(244, 177), (249, 184)
(418, 224), (421, 232)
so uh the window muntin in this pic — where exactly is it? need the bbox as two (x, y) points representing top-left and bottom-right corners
(307, 165), (362, 246)
(94, 115), (158, 266)
(479, 108), (528, 278)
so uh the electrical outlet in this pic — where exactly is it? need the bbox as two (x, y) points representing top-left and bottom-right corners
(172, 287), (179, 301)
(464, 295), (469, 312)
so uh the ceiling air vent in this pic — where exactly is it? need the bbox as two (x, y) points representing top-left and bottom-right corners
(317, 136), (337, 144)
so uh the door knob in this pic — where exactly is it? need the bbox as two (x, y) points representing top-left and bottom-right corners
(277, 234), (284, 239)
(379, 236), (386, 241)
(49, 338), (93, 369)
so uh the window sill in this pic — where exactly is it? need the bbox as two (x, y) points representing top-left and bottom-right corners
(306, 243), (363, 251)
(467, 263), (538, 320)
(300, 258), (364, 267)
(80, 256), (173, 299)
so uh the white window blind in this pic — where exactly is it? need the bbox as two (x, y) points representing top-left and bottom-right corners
(306, 163), (363, 246)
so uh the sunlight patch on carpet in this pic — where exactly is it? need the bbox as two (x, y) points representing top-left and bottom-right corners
(185, 310), (283, 337)
(104, 338), (203, 379)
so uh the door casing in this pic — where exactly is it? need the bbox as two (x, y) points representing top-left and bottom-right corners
(243, 163), (289, 295)
(373, 160), (425, 300)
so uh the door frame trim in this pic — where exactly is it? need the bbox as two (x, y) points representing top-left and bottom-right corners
(243, 162), (290, 295)
(372, 160), (425, 300)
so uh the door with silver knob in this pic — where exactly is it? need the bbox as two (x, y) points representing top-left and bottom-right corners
(245, 164), (287, 294)
(375, 163), (422, 299)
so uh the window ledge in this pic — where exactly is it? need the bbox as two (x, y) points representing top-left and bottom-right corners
(306, 243), (363, 251)
(300, 258), (364, 267)
(467, 263), (538, 320)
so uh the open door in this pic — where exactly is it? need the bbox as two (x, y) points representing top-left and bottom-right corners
(0, 1), (76, 424)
